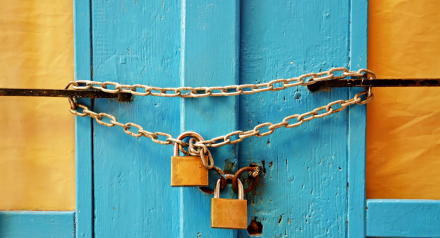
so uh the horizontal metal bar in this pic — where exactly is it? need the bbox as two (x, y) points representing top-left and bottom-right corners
(0, 88), (118, 98)
(322, 78), (440, 87)
(2, 78), (440, 98)
(0, 88), (134, 102)
(307, 78), (440, 92)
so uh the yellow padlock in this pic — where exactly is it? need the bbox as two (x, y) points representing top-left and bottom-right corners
(211, 174), (248, 229)
(171, 131), (208, 187)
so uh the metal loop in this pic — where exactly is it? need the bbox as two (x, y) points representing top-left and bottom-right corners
(283, 114), (304, 128)
(198, 166), (227, 195)
(72, 80), (92, 90)
(232, 166), (260, 194)
(214, 175), (244, 199)
(297, 110), (318, 122)
(70, 104), (89, 117)
(123, 123), (144, 137)
(101, 82), (120, 93)
(95, 113), (116, 127)
(299, 73), (319, 86)
(268, 79), (288, 91)
(254, 122), (275, 137)
(328, 67), (349, 79)
(223, 131), (245, 145)
(152, 132), (173, 145)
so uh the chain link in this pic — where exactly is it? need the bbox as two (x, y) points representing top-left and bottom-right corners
(68, 88), (373, 151)
(67, 68), (373, 98)
(66, 67), (375, 154)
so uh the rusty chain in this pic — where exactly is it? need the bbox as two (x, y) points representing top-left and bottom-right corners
(66, 67), (375, 161)
(67, 68), (373, 98)
(199, 165), (261, 195)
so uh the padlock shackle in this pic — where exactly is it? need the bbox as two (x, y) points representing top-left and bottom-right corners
(173, 131), (204, 156)
(214, 174), (244, 200)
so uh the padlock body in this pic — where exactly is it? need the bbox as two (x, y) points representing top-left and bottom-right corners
(171, 156), (208, 187)
(211, 198), (247, 229)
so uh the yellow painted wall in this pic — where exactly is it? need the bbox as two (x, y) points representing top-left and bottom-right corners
(367, 0), (440, 199)
(0, 0), (438, 211)
(0, 1), (75, 210)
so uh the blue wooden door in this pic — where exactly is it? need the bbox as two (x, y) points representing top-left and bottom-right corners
(73, 0), (440, 238)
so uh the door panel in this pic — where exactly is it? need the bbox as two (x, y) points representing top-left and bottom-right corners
(237, 1), (350, 237)
(89, 0), (364, 237)
(92, 1), (181, 237)
(180, 1), (239, 237)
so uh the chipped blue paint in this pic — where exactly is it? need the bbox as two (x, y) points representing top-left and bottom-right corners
(0, 211), (75, 238)
(366, 199), (440, 237)
(237, 1), (354, 237)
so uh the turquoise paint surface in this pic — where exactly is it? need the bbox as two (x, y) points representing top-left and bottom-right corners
(77, 0), (370, 237)
(367, 199), (440, 238)
(73, 0), (93, 237)
(91, 1), (182, 237)
(237, 1), (351, 237)
(347, 0), (369, 237)
(0, 211), (75, 238)
(180, 1), (239, 237)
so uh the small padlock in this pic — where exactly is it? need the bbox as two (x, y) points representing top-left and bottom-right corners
(211, 175), (247, 229)
(171, 131), (209, 187)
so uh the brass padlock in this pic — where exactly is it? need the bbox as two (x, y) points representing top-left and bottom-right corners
(171, 131), (208, 187)
(211, 175), (247, 229)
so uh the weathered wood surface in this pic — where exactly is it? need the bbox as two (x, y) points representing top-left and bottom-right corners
(86, 0), (366, 237)
(237, 1), (353, 237)
(0, 211), (75, 238)
(366, 199), (440, 238)
(180, 1), (239, 237)
(91, 1), (181, 237)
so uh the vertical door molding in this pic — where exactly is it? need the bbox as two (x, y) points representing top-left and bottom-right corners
(74, 0), (93, 237)
(180, 0), (240, 237)
(348, 0), (369, 237)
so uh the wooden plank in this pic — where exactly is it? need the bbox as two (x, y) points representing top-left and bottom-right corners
(366, 199), (440, 237)
(180, 0), (239, 237)
(0, 211), (75, 238)
(347, 0), (369, 237)
(237, 1), (351, 237)
(73, 0), (93, 237)
(91, 1), (181, 237)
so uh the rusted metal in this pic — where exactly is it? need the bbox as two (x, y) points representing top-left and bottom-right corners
(0, 88), (116, 98)
(307, 78), (440, 92)
(232, 166), (260, 194)
(198, 166), (227, 195)
(0, 88), (133, 102)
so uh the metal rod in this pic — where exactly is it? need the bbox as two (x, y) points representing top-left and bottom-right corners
(307, 78), (440, 92)
(2, 78), (440, 98)
(0, 88), (118, 99)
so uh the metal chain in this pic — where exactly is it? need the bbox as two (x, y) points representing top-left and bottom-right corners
(65, 68), (374, 98)
(66, 68), (375, 155)
(198, 165), (261, 195)
(67, 88), (374, 149)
